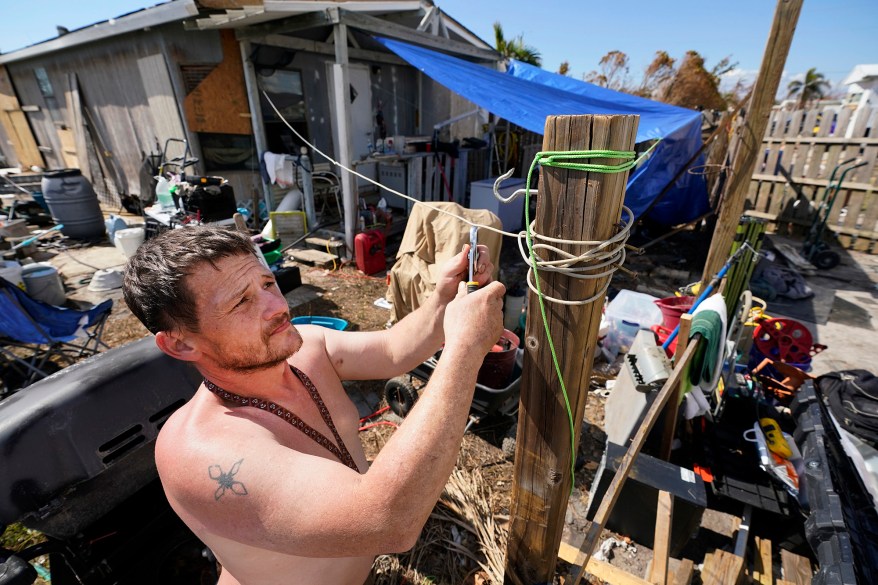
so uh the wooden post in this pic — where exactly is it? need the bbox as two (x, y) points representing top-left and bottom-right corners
(330, 13), (358, 258)
(659, 313), (694, 460)
(701, 0), (803, 285)
(649, 490), (674, 585)
(504, 114), (639, 583)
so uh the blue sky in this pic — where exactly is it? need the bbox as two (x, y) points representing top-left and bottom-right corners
(2, 0), (875, 96)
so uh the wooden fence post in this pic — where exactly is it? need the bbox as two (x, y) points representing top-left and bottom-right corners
(701, 0), (803, 285)
(504, 114), (638, 583)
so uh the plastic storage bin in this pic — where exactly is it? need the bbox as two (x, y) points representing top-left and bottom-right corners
(603, 290), (664, 356)
(292, 316), (348, 331)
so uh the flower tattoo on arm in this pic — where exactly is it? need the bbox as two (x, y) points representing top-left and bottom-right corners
(209, 459), (248, 501)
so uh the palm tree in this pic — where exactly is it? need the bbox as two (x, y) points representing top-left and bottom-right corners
(787, 68), (831, 108)
(493, 22), (541, 67)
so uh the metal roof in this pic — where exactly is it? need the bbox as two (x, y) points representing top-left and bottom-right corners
(0, 0), (494, 64)
(0, 1), (199, 65)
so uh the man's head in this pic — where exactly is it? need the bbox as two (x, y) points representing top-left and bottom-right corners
(123, 226), (257, 335)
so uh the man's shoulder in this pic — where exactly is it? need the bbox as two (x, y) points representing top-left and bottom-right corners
(155, 393), (256, 492)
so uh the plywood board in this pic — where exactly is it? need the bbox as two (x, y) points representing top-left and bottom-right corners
(183, 29), (251, 135)
(0, 66), (44, 169)
(780, 549), (812, 585)
(56, 126), (79, 168)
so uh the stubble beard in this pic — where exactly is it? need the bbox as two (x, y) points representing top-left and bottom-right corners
(219, 314), (302, 373)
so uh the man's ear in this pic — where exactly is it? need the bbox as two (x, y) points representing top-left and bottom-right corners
(155, 330), (201, 362)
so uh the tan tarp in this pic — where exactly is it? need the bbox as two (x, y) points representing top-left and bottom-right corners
(386, 202), (502, 324)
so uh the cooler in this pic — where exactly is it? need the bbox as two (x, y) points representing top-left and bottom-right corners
(470, 178), (526, 232)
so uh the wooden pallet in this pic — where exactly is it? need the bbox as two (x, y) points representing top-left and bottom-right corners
(286, 247), (337, 268)
(305, 236), (344, 258)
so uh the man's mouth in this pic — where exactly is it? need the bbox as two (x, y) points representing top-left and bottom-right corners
(269, 316), (293, 336)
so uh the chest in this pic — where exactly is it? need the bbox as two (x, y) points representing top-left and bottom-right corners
(258, 370), (364, 470)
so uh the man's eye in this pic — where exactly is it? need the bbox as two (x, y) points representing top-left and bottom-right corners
(264, 280), (276, 289)
(235, 297), (249, 308)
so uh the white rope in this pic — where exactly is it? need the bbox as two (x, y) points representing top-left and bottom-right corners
(262, 91), (632, 306)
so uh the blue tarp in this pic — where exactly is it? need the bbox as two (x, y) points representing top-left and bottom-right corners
(376, 37), (710, 225)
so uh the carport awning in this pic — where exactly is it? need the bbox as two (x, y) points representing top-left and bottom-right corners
(376, 37), (710, 225)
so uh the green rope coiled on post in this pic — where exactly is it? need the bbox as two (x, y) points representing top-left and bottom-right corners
(523, 145), (655, 491)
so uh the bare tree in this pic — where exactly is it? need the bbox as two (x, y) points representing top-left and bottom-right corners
(584, 50), (631, 91)
(634, 51), (676, 98)
(663, 51), (729, 110)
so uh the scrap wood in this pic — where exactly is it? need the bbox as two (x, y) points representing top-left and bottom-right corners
(752, 536), (772, 585)
(649, 490), (674, 585)
(557, 539), (652, 585)
(701, 549), (744, 585)
(780, 549), (813, 585)
(673, 558), (694, 585)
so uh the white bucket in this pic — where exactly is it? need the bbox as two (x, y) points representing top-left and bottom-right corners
(22, 262), (66, 306)
(0, 260), (25, 290)
(114, 227), (145, 259)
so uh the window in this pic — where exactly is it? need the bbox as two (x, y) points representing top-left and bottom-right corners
(198, 133), (258, 172)
(257, 68), (310, 153)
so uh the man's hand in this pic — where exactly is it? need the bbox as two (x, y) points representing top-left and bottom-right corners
(443, 280), (506, 356)
(434, 243), (494, 305)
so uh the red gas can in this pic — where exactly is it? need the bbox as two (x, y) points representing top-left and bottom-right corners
(354, 229), (386, 275)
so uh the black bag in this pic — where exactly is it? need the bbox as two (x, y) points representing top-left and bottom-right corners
(818, 369), (878, 446)
(181, 183), (237, 223)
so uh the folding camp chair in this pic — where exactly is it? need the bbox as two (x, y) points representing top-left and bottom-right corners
(0, 277), (112, 394)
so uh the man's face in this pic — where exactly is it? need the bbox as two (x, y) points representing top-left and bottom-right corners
(184, 253), (302, 372)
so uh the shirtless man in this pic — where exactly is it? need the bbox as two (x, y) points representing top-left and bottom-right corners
(122, 226), (505, 585)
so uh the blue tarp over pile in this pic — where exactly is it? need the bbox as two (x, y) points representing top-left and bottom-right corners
(376, 37), (710, 225)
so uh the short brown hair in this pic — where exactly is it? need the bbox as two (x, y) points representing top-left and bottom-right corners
(123, 226), (257, 334)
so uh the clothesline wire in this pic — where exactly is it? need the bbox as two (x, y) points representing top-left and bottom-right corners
(262, 91), (641, 281)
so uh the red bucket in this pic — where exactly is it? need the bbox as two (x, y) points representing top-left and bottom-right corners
(477, 329), (520, 389)
(654, 295), (695, 329)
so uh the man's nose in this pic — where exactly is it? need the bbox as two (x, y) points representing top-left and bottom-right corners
(261, 285), (288, 320)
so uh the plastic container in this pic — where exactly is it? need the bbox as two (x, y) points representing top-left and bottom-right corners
(291, 316), (348, 331)
(22, 262), (66, 305)
(504, 289), (526, 332)
(0, 260), (25, 289)
(105, 215), (128, 242)
(603, 290), (664, 357)
(155, 176), (175, 210)
(262, 248), (282, 265)
(655, 295), (696, 329)
(41, 169), (105, 239)
(355, 230), (386, 275)
(113, 227), (145, 259)
(477, 329), (520, 389)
